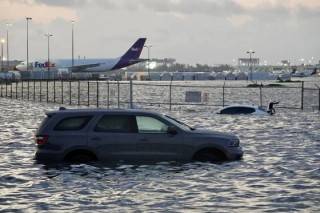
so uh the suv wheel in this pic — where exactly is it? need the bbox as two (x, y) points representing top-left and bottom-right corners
(193, 149), (226, 162)
(65, 151), (97, 164)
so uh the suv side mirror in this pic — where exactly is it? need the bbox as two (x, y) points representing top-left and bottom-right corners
(167, 126), (178, 135)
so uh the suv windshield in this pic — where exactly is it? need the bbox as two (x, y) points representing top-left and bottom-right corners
(164, 115), (195, 131)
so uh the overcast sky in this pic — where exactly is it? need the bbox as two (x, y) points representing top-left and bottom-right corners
(0, 0), (319, 65)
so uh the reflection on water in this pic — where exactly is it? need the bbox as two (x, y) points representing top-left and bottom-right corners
(0, 98), (319, 212)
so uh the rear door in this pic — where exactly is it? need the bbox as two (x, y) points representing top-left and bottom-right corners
(134, 115), (184, 161)
(87, 114), (138, 161)
(49, 115), (93, 150)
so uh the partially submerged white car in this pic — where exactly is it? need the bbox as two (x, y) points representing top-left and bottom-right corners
(217, 102), (279, 115)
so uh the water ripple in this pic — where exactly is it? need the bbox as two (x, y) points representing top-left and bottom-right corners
(0, 98), (319, 212)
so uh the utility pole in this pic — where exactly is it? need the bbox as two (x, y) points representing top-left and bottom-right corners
(6, 23), (11, 71)
(26, 17), (32, 72)
(71, 20), (75, 68)
(1, 39), (5, 71)
(246, 50), (255, 81)
(45, 34), (53, 72)
(144, 45), (152, 80)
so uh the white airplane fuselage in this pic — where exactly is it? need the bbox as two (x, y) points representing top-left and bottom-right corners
(16, 58), (120, 73)
(15, 38), (147, 73)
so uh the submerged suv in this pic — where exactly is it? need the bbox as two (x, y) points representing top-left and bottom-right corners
(35, 108), (243, 163)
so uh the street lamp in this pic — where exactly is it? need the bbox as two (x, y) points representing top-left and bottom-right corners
(6, 23), (11, 71)
(26, 17), (32, 71)
(144, 45), (152, 80)
(1, 38), (5, 71)
(232, 59), (236, 66)
(246, 50), (255, 80)
(45, 34), (53, 72)
(71, 20), (75, 68)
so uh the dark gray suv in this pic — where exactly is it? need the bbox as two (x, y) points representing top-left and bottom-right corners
(35, 108), (243, 163)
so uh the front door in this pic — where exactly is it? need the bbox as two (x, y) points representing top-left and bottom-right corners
(88, 114), (137, 161)
(134, 115), (183, 162)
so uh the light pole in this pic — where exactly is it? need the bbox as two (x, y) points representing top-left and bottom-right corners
(144, 45), (152, 80)
(71, 20), (75, 68)
(45, 34), (53, 72)
(6, 23), (11, 71)
(1, 38), (5, 71)
(246, 50), (255, 80)
(26, 17), (32, 72)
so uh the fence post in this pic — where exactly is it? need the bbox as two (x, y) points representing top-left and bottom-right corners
(117, 81), (120, 108)
(96, 81), (99, 108)
(318, 88), (320, 112)
(222, 82), (225, 107)
(259, 83), (263, 107)
(169, 80), (172, 111)
(53, 79), (56, 103)
(69, 80), (72, 105)
(33, 80), (35, 101)
(21, 81), (24, 100)
(40, 80), (42, 102)
(87, 81), (90, 106)
(301, 81), (304, 110)
(27, 80), (30, 100)
(61, 80), (64, 104)
(5, 81), (8, 97)
(16, 82), (18, 99)
(78, 80), (80, 106)
(107, 80), (110, 109)
(10, 81), (12, 98)
(0, 82), (3, 97)
(46, 80), (49, 103)
(129, 80), (133, 109)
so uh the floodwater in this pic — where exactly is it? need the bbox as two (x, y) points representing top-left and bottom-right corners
(0, 97), (319, 212)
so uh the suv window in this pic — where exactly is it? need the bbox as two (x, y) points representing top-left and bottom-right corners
(94, 115), (136, 133)
(136, 116), (168, 133)
(54, 116), (92, 131)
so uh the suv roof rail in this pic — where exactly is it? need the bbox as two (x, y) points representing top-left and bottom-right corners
(59, 107), (67, 111)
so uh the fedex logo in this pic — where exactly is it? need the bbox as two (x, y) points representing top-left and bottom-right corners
(131, 48), (140, 52)
(34, 61), (56, 68)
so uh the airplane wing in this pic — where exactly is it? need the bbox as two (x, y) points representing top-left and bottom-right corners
(129, 58), (148, 63)
(69, 63), (101, 72)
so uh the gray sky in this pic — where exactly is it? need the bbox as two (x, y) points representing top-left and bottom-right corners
(0, 0), (319, 65)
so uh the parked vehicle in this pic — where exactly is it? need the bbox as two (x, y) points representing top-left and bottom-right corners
(35, 108), (243, 163)
(217, 102), (279, 115)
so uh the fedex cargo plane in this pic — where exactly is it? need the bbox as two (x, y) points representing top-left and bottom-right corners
(15, 38), (147, 73)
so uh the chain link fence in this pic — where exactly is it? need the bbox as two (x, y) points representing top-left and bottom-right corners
(0, 80), (319, 112)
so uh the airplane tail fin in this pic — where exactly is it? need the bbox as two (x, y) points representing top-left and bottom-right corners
(121, 38), (146, 60)
(112, 38), (147, 70)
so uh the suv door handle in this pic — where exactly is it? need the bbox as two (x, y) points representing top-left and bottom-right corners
(91, 137), (101, 141)
(140, 138), (148, 142)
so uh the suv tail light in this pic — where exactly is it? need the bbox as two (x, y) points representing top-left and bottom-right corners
(36, 135), (49, 145)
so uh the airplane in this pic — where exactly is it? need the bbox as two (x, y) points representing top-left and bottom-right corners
(15, 38), (147, 73)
